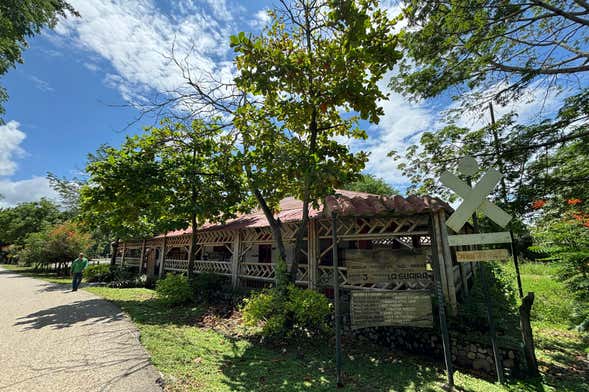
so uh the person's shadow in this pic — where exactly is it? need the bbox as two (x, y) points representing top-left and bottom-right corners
(14, 299), (125, 330)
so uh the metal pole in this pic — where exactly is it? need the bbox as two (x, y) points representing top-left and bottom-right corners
(510, 230), (524, 299)
(429, 213), (454, 390)
(331, 212), (343, 388)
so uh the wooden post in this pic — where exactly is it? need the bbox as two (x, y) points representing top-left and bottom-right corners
(159, 235), (167, 277)
(429, 212), (455, 390)
(139, 239), (146, 275)
(307, 220), (318, 290)
(331, 212), (343, 388)
(121, 242), (126, 266)
(432, 212), (457, 314)
(438, 212), (459, 314)
(519, 293), (539, 376)
(231, 230), (241, 289)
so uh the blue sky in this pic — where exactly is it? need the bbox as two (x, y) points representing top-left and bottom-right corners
(0, 0), (566, 207)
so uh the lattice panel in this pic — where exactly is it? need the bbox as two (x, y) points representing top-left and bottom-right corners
(239, 263), (308, 283)
(194, 260), (232, 275)
(419, 235), (432, 246)
(146, 239), (164, 247)
(371, 237), (418, 249)
(241, 227), (273, 243)
(316, 216), (430, 239)
(240, 263), (275, 280)
(166, 234), (191, 247)
(164, 258), (188, 271)
(196, 230), (234, 244)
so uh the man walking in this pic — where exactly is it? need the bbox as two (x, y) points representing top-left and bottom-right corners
(71, 253), (88, 291)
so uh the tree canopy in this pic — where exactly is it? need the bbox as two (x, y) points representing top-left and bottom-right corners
(343, 173), (398, 196)
(0, 199), (63, 245)
(393, 0), (589, 104)
(230, 0), (400, 281)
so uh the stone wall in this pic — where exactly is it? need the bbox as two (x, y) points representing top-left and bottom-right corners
(351, 326), (523, 378)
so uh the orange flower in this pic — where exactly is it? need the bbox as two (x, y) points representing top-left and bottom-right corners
(567, 198), (582, 205)
(532, 200), (546, 209)
(573, 214), (584, 221)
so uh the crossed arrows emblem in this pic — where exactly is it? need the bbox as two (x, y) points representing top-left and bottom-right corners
(441, 157), (511, 233)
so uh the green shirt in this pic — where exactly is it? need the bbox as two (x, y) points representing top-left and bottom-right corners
(71, 257), (88, 274)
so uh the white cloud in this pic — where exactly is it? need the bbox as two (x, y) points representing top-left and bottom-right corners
(54, 0), (237, 107)
(250, 9), (271, 29)
(0, 177), (58, 208)
(0, 121), (26, 176)
(27, 75), (54, 92)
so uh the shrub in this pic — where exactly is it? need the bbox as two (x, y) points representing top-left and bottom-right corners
(156, 273), (192, 305)
(241, 284), (331, 340)
(454, 262), (519, 337)
(190, 273), (229, 304)
(83, 264), (111, 282)
(107, 266), (145, 288)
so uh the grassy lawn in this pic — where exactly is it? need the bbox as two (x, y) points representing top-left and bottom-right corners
(4, 262), (588, 391)
(86, 286), (514, 392)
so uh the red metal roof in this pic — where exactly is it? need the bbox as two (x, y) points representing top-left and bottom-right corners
(156, 190), (451, 238)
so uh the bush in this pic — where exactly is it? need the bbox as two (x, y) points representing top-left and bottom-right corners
(106, 266), (145, 288)
(156, 273), (192, 305)
(190, 273), (229, 304)
(454, 263), (519, 337)
(241, 284), (332, 340)
(83, 264), (111, 282)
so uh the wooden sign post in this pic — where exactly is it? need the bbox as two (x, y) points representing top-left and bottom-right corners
(441, 157), (510, 384)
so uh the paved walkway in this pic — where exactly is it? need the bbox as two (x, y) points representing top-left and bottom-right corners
(0, 267), (162, 392)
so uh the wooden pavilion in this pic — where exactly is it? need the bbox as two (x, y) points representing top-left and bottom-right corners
(115, 190), (474, 312)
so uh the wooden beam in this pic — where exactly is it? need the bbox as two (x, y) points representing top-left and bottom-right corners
(158, 234), (167, 277)
(307, 220), (318, 290)
(438, 212), (458, 314)
(139, 239), (146, 275)
(231, 230), (241, 289)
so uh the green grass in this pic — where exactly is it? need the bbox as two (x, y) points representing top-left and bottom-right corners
(1, 263), (72, 284)
(86, 285), (588, 392)
(87, 286), (514, 392)
(503, 262), (576, 329)
(5, 262), (588, 391)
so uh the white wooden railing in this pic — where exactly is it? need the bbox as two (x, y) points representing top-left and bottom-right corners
(164, 258), (189, 271)
(239, 263), (309, 284)
(124, 257), (141, 266)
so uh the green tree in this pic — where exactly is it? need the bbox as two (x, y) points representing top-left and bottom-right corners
(80, 119), (245, 277)
(391, 91), (589, 219)
(0, 198), (63, 245)
(531, 204), (589, 330)
(18, 221), (92, 273)
(0, 0), (78, 121)
(343, 173), (398, 196)
(137, 119), (245, 277)
(231, 0), (400, 282)
(393, 0), (589, 104)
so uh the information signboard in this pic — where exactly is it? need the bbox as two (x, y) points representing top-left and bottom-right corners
(456, 249), (509, 262)
(346, 249), (429, 285)
(350, 291), (433, 329)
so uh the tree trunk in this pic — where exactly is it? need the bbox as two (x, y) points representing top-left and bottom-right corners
(519, 292), (539, 376)
(110, 238), (119, 268)
(252, 188), (288, 273)
(187, 213), (197, 279)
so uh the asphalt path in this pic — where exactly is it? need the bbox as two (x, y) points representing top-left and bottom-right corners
(0, 267), (162, 392)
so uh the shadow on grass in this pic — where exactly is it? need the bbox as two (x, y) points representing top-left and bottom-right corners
(14, 298), (125, 330)
(217, 338), (452, 392)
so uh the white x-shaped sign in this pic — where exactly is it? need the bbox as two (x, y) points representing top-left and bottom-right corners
(441, 157), (512, 233)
